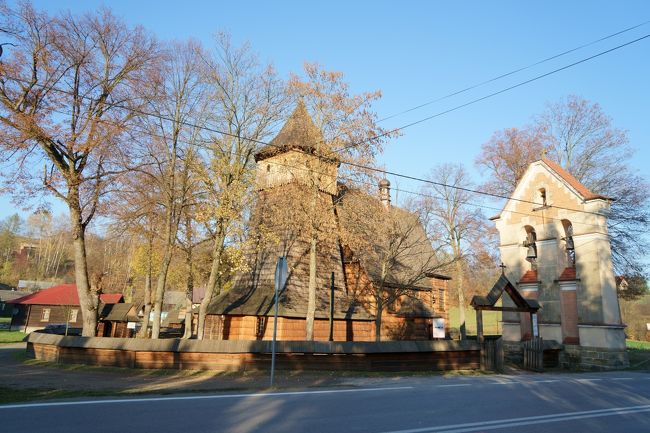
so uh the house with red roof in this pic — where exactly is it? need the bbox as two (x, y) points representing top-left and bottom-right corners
(8, 283), (123, 333)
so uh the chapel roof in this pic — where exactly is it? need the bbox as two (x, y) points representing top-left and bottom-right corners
(207, 185), (446, 320)
(207, 184), (367, 320)
(540, 158), (609, 201)
(490, 158), (611, 221)
(255, 100), (336, 162)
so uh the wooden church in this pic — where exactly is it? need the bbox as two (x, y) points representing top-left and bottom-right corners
(203, 102), (450, 341)
(491, 158), (628, 368)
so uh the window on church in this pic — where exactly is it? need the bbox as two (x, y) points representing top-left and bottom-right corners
(539, 188), (547, 206)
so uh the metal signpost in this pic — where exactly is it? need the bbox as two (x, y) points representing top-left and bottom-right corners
(270, 256), (288, 387)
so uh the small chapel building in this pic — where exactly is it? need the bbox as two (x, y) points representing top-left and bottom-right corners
(202, 102), (450, 342)
(491, 158), (628, 368)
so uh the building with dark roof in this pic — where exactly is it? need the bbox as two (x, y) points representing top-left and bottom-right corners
(203, 102), (449, 341)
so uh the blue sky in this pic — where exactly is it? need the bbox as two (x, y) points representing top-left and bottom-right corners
(2, 0), (649, 219)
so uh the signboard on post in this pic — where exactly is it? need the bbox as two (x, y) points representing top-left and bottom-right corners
(432, 318), (445, 339)
(271, 256), (288, 387)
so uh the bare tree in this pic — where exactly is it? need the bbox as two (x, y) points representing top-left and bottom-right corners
(475, 127), (544, 196)
(0, 4), (159, 335)
(476, 95), (650, 275)
(195, 34), (288, 339)
(419, 164), (486, 340)
(131, 40), (206, 339)
(338, 188), (444, 341)
(286, 62), (391, 340)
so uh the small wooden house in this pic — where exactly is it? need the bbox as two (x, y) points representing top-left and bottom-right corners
(203, 102), (450, 341)
(8, 283), (123, 333)
(97, 303), (141, 338)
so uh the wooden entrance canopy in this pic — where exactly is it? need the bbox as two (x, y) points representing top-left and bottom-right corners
(471, 274), (540, 343)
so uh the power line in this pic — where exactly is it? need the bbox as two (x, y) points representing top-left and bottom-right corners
(2, 32), (647, 219)
(332, 32), (650, 154)
(377, 20), (650, 123)
(0, 78), (618, 220)
(0, 98), (623, 237)
(1, 99), (617, 232)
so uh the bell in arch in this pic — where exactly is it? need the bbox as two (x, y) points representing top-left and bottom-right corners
(526, 244), (537, 260)
(565, 236), (574, 251)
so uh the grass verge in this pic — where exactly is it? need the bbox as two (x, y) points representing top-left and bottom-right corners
(0, 387), (115, 404)
(626, 339), (650, 370)
(0, 330), (27, 344)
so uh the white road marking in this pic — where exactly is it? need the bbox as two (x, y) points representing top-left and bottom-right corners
(436, 384), (471, 388)
(382, 404), (650, 433)
(0, 386), (413, 410)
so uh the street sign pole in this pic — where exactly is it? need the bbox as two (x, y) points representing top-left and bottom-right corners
(271, 256), (287, 387)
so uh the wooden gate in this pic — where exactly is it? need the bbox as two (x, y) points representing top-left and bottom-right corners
(523, 337), (544, 371)
(481, 337), (503, 372)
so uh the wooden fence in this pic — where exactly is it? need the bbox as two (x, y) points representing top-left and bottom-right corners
(25, 332), (481, 372)
(523, 337), (544, 371)
(480, 337), (503, 372)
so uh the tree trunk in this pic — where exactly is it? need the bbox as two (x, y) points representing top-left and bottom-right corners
(69, 198), (96, 337)
(374, 299), (383, 342)
(455, 259), (466, 340)
(306, 235), (317, 341)
(150, 248), (173, 339)
(197, 224), (226, 340)
(182, 220), (194, 339)
(139, 273), (152, 338)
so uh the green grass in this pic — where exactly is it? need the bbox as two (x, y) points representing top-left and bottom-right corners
(0, 329), (26, 344)
(626, 340), (650, 370)
(626, 340), (650, 350)
(0, 317), (11, 325)
(448, 307), (502, 335)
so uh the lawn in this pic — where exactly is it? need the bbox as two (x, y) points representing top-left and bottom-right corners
(448, 307), (502, 335)
(626, 340), (650, 370)
(626, 340), (650, 350)
(0, 329), (27, 344)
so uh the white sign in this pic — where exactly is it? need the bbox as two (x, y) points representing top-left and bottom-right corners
(432, 318), (445, 339)
(532, 313), (539, 337)
(127, 322), (136, 329)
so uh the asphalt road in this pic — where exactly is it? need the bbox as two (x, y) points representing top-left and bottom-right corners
(3, 371), (650, 433)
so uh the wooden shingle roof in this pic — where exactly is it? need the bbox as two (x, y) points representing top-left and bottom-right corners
(209, 103), (444, 321)
(255, 100), (337, 163)
(208, 186), (370, 320)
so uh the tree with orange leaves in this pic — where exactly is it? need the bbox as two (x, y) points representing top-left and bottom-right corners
(0, 3), (160, 336)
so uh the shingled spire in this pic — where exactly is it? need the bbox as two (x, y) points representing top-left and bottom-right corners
(255, 99), (330, 162)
